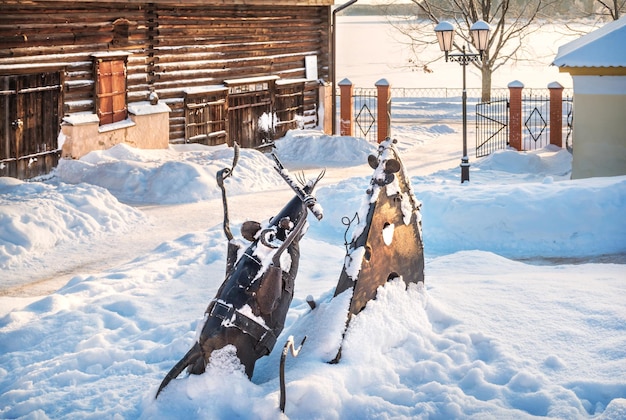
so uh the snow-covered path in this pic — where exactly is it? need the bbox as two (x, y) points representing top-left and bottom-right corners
(2, 123), (464, 301)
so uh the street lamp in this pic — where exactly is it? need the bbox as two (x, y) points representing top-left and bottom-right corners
(434, 20), (490, 183)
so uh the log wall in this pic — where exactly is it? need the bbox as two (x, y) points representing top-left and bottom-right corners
(0, 1), (331, 144)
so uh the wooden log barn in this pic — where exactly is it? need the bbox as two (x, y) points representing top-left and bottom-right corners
(0, 0), (334, 179)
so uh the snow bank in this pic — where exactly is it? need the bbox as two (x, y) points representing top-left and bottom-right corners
(1, 131), (625, 419)
(55, 143), (284, 204)
(0, 177), (144, 269)
(311, 148), (626, 259)
(418, 175), (626, 258)
(474, 145), (572, 177)
(273, 130), (377, 168)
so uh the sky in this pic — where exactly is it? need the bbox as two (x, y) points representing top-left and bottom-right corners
(335, 15), (592, 90)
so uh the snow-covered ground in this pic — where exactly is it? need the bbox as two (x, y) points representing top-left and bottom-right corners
(1, 126), (625, 419)
(1, 16), (625, 420)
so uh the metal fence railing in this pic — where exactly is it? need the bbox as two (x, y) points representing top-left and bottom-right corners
(344, 87), (573, 155)
(353, 87), (378, 142)
(390, 87), (505, 99)
(388, 87), (572, 100)
(476, 96), (509, 158)
(342, 87), (572, 100)
(563, 95), (574, 152)
(522, 94), (550, 151)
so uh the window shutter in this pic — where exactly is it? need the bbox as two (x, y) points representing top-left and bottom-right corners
(95, 58), (127, 125)
(110, 60), (127, 123)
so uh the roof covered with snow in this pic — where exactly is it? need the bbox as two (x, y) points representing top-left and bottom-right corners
(553, 17), (626, 68)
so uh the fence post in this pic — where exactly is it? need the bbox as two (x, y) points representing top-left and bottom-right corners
(508, 80), (524, 151)
(339, 78), (353, 136)
(548, 81), (564, 148)
(376, 78), (391, 143)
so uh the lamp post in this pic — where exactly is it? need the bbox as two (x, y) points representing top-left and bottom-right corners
(434, 20), (490, 183)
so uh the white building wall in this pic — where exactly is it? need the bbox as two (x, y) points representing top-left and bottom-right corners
(571, 75), (626, 179)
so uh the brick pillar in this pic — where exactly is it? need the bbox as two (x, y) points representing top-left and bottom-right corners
(376, 78), (391, 143)
(338, 78), (353, 136)
(508, 80), (524, 151)
(548, 81), (564, 148)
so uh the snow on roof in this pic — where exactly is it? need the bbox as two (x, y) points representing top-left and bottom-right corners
(553, 17), (626, 68)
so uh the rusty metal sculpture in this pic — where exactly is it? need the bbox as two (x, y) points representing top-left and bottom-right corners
(156, 145), (323, 398)
(331, 137), (425, 362)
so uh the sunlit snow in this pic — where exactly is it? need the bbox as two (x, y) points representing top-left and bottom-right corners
(1, 17), (625, 420)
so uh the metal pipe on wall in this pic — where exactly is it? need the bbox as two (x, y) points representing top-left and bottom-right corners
(331, 0), (358, 135)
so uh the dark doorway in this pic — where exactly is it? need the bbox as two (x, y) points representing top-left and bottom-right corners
(1, 71), (63, 179)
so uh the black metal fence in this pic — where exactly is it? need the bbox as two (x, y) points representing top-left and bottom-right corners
(563, 95), (574, 152)
(352, 87), (378, 142)
(391, 87), (508, 99)
(346, 87), (573, 156)
(475, 96), (509, 158)
(522, 94), (550, 151)
(475, 94), (574, 157)
(389, 87), (566, 100)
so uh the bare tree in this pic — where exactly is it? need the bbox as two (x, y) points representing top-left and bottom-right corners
(562, 0), (623, 36)
(387, 0), (555, 101)
(594, 0), (625, 19)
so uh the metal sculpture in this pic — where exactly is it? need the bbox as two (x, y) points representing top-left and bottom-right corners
(156, 145), (323, 398)
(331, 137), (425, 362)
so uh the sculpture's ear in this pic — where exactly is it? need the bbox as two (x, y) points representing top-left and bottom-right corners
(241, 221), (262, 242)
(384, 158), (401, 174)
(256, 266), (282, 315)
(367, 154), (379, 169)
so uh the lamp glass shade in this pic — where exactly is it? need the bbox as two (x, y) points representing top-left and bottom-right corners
(470, 20), (490, 51)
(434, 21), (455, 52)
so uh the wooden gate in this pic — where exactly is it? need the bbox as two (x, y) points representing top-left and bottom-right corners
(184, 88), (228, 146)
(0, 72), (62, 179)
(274, 81), (305, 139)
(226, 77), (276, 149)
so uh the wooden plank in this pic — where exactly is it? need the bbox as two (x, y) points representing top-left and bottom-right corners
(110, 60), (127, 122)
(0, 77), (9, 161)
(6, 75), (18, 164)
(97, 60), (113, 124)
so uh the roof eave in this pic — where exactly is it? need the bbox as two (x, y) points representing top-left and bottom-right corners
(557, 66), (626, 76)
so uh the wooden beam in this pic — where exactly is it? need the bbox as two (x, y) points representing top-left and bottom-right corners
(1, 0), (334, 5)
